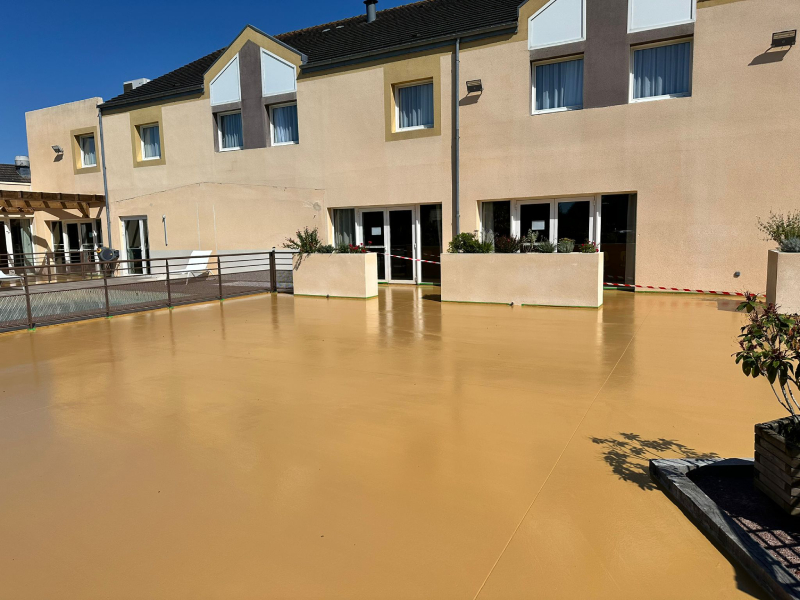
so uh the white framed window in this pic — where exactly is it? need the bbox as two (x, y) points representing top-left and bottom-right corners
(395, 81), (434, 131)
(218, 111), (243, 151)
(270, 102), (299, 146)
(210, 55), (241, 106)
(261, 49), (297, 97)
(140, 124), (161, 160)
(79, 134), (97, 168)
(630, 39), (693, 102)
(528, 0), (586, 50)
(532, 56), (584, 114)
(628, 0), (696, 34)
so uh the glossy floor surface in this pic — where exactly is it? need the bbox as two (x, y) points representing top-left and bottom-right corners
(0, 288), (776, 599)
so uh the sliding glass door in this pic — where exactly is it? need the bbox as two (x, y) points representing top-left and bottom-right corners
(513, 197), (596, 246)
(122, 218), (150, 275)
(388, 210), (414, 282)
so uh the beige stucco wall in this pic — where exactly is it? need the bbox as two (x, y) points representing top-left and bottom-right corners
(766, 250), (800, 314)
(457, 0), (800, 293)
(441, 252), (604, 307)
(108, 182), (325, 258)
(292, 253), (379, 298)
(25, 98), (105, 195)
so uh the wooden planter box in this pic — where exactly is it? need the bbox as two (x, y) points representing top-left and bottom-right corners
(767, 250), (800, 314)
(292, 253), (378, 299)
(754, 417), (800, 516)
(440, 252), (603, 308)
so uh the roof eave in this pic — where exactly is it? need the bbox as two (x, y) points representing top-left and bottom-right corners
(99, 85), (204, 112)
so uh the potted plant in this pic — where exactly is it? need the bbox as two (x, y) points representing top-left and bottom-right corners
(735, 294), (800, 514)
(440, 232), (603, 308)
(286, 227), (378, 299)
(759, 211), (800, 314)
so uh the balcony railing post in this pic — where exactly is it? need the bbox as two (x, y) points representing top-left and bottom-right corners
(217, 255), (224, 301)
(22, 270), (34, 330)
(102, 266), (111, 318)
(270, 250), (277, 293)
(165, 258), (172, 308)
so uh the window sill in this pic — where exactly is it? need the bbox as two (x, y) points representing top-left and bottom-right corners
(630, 93), (691, 103)
(219, 146), (243, 152)
(142, 156), (161, 161)
(397, 125), (434, 132)
(532, 106), (583, 116)
(272, 141), (299, 147)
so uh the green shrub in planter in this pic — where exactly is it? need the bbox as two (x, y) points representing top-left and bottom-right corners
(759, 211), (800, 250)
(780, 237), (800, 253)
(557, 238), (575, 253)
(317, 245), (335, 254)
(578, 241), (599, 253)
(537, 240), (557, 253)
(448, 232), (493, 254)
(494, 235), (521, 254)
(284, 227), (324, 254)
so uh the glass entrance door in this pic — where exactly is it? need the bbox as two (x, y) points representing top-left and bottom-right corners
(361, 211), (387, 281)
(388, 209), (415, 282)
(0, 221), (9, 270)
(419, 204), (442, 284)
(8, 219), (34, 267)
(556, 199), (594, 247)
(123, 218), (150, 275)
(519, 202), (552, 242)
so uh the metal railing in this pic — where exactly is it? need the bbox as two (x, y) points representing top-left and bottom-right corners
(0, 251), (106, 282)
(0, 250), (296, 333)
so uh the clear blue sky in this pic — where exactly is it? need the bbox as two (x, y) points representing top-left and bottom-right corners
(0, 0), (411, 164)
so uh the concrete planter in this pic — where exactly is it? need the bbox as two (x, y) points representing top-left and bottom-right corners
(292, 253), (378, 299)
(754, 417), (800, 516)
(767, 250), (800, 314)
(441, 252), (603, 308)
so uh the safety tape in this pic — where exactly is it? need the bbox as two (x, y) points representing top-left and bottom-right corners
(387, 254), (751, 297)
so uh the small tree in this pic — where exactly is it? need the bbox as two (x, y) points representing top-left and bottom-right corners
(735, 294), (800, 433)
(284, 227), (323, 254)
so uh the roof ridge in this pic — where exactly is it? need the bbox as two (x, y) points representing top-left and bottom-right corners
(276, 0), (437, 38)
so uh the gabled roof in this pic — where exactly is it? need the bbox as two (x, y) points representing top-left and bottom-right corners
(100, 0), (522, 111)
(277, 0), (521, 66)
(0, 164), (30, 184)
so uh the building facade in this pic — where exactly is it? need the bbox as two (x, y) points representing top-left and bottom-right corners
(20, 0), (800, 291)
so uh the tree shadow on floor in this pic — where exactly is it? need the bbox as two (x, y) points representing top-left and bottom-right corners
(590, 432), (720, 491)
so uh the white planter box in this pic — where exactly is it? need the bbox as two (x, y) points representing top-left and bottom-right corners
(767, 250), (800, 314)
(293, 253), (379, 299)
(441, 252), (604, 308)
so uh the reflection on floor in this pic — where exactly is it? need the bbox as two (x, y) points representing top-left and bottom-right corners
(0, 287), (773, 599)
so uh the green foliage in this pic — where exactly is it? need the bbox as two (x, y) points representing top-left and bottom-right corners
(283, 227), (324, 254)
(448, 232), (493, 254)
(578, 241), (599, 253)
(758, 211), (800, 248)
(557, 238), (575, 253)
(494, 235), (521, 254)
(780, 237), (800, 253)
(317, 245), (335, 254)
(735, 294), (800, 431)
(337, 244), (367, 254)
(537, 239), (557, 253)
(519, 231), (540, 253)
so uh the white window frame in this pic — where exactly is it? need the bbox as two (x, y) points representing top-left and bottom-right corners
(531, 55), (585, 115)
(528, 0), (587, 51)
(394, 81), (435, 132)
(269, 102), (299, 146)
(261, 49), (297, 97)
(139, 123), (161, 160)
(510, 197), (599, 247)
(217, 110), (243, 152)
(628, 0), (696, 34)
(629, 38), (694, 104)
(210, 54), (241, 107)
(78, 134), (97, 168)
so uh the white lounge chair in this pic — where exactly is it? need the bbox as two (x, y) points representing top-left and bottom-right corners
(171, 250), (212, 283)
(0, 270), (23, 287)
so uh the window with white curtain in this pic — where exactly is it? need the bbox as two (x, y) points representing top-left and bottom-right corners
(270, 103), (299, 146)
(79, 134), (97, 167)
(140, 124), (161, 160)
(631, 40), (692, 101)
(533, 57), (584, 113)
(218, 111), (243, 151)
(396, 82), (434, 131)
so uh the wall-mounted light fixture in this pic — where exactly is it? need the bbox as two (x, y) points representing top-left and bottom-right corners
(772, 30), (797, 48)
(52, 145), (64, 154)
(466, 79), (483, 94)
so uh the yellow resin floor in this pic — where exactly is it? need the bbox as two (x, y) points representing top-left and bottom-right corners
(0, 288), (777, 599)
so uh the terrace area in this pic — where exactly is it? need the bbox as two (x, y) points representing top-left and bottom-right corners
(0, 287), (777, 598)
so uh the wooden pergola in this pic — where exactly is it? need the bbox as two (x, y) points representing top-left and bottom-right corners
(0, 190), (106, 217)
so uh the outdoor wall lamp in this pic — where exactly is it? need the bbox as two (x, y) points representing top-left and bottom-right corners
(52, 145), (63, 154)
(772, 30), (796, 48)
(466, 79), (483, 94)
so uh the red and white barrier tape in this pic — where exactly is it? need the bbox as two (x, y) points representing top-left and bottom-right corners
(388, 254), (751, 297)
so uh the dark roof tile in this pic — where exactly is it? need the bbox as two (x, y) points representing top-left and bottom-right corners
(0, 164), (30, 184)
